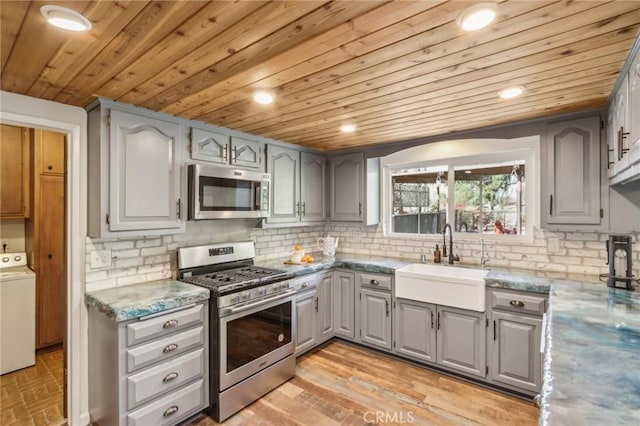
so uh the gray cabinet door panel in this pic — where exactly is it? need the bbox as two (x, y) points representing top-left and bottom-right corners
(231, 136), (263, 170)
(191, 128), (229, 164)
(333, 272), (355, 339)
(490, 311), (542, 392)
(436, 306), (485, 378)
(267, 145), (300, 223)
(317, 274), (334, 342)
(330, 153), (364, 221)
(360, 289), (391, 350)
(294, 290), (317, 355)
(394, 299), (436, 363)
(300, 152), (326, 222)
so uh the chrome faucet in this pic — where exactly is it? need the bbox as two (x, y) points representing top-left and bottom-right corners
(442, 223), (460, 265)
(480, 239), (490, 268)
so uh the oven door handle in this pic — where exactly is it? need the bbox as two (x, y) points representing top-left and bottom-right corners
(226, 290), (296, 315)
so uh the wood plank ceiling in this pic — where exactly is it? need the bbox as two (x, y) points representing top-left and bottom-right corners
(1, 1), (639, 151)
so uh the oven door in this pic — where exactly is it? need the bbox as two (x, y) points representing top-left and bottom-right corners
(188, 164), (270, 219)
(219, 292), (294, 391)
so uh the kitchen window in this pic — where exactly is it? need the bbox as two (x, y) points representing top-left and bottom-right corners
(381, 137), (538, 240)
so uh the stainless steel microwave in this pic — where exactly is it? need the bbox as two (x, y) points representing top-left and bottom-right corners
(188, 164), (270, 220)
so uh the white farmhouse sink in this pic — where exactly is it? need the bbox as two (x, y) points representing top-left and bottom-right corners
(395, 263), (488, 312)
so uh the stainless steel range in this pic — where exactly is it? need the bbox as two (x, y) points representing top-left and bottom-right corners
(178, 241), (295, 422)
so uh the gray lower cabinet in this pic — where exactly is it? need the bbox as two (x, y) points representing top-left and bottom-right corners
(317, 273), (334, 341)
(294, 273), (333, 355)
(333, 271), (356, 340)
(436, 306), (486, 378)
(393, 299), (436, 363)
(358, 273), (393, 351)
(88, 303), (209, 426)
(294, 289), (317, 355)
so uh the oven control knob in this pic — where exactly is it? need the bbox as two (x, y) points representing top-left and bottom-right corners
(258, 287), (266, 296)
(231, 295), (241, 304)
(279, 283), (289, 290)
(241, 291), (250, 300)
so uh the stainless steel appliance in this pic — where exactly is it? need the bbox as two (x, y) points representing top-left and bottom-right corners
(188, 164), (270, 220)
(605, 235), (635, 290)
(178, 241), (295, 421)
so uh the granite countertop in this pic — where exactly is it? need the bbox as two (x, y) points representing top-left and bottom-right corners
(85, 279), (210, 322)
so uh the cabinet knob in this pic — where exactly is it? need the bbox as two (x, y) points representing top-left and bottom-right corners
(163, 406), (179, 417)
(370, 279), (379, 286)
(48, 254), (53, 259)
(509, 300), (525, 307)
(47, 165), (53, 170)
(162, 372), (179, 383)
(163, 343), (179, 353)
(162, 319), (178, 329)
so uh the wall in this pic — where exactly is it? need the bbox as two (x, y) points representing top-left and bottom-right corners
(0, 219), (26, 252)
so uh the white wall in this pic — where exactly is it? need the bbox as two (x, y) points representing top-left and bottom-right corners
(0, 219), (26, 252)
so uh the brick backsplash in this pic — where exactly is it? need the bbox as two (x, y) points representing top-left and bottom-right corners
(85, 221), (640, 292)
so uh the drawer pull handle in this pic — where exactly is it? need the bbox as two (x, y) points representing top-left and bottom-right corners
(509, 300), (525, 307)
(163, 372), (179, 383)
(163, 405), (179, 417)
(163, 319), (179, 329)
(163, 344), (178, 353)
(370, 280), (379, 286)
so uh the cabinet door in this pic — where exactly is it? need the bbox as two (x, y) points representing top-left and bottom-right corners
(294, 290), (317, 355)
(490, 311), (542, 393)
(436, 306), (485, 378)
(629, 51), (640, 165)
(333, 272), (356, 339)
(266, 145), (300, 223)
(394, 299), (436, 363)
(37, 175), (65, 348)
(546, 116), (600, 224)
(317, 274), (334, 342)
(300, 152), (326, 222)
(614, 76), (630, 172)
(231, 136), (263, 170)
(190, 128), (229, 165)
(37, 129), (65, 175)
(0, 124), (30, 218)
(109, 110), (182, 231)
(607, 104), (617, 178)
(330, 153), (364, 222)
(360, 289), (392, 350)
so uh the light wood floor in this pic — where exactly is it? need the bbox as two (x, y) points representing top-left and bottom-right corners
(194, 340), (539, 425)
(0, 347), (65, 426)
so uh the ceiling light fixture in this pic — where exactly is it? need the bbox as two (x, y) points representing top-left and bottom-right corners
(464, 170), (472, 174)
(40, 5), (92, 32)
(498, 86), (525, 99)
(340, 124), (356, 133)
(456, 3), (498, 32)
(253, 91), (274, 105)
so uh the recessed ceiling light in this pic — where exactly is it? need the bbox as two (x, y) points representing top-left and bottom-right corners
(340, 124), (356, 133)
(498, 86), (525, 99)
(40, 5), (92, 32)
(456, 3), (498, 32)
(464, 170), (473, 174)
(253, 91), (275, 105)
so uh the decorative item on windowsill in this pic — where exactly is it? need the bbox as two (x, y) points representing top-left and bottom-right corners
(599, 235), (637, 290)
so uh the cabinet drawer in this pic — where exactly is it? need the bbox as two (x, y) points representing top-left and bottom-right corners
(127, 348), (204, 410)
(127, 304), (203, 347)
(127, 379), (205, 426)
(490, 291), (546, 316)
(359, 273), (392, 291)
(127, 327), (204, 373)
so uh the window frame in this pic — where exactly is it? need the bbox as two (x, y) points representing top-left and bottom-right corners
(380, 137), (540, 242)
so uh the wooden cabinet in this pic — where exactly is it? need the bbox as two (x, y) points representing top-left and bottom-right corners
(293, 273), (333, 355)
(266, 145), (325, 224)
(545, 116), (601, 225)
(0, 124), (30, 218)
(357, 272), (392, 351)
(393, 299), (436, 364)
(25, 129), (65, 349)
(190, 127), (264, 170)
(436, 306), (486, 378)
(329, 153), (379, 224)
(333, 271), (356, 340)
(487, 288), (546, 395)
(87, 101), (185, 237)
(88, 303), (208, 425)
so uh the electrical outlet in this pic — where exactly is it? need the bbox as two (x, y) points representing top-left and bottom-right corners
(90, 249), (112, 269)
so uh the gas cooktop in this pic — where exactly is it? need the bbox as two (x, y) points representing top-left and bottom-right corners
(181, 265), (292, 295)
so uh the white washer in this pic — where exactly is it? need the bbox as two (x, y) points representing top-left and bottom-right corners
(0, 252), (36, 375)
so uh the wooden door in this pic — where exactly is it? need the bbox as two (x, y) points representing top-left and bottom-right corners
(300, 152), (326, 222)
(37, 175), (65, 348)
(230, 136), (263, 170)
(266, 145), (299, 223)
(329, 153), (364, 222)
(316, 274), (334, 342)
(294, 290), (317, 355)
(490, 311), (542, 393)
(333, 272), (355, 339)
(190, 128), (229, 165)
(436, 306), (486, 378)
(37, 129), (65, 175)
(360, 288), (391, 350)
(0, 124), (30, 218)
(394, 299), (436, 364)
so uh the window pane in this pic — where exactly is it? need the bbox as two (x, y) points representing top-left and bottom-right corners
(391, 169), (447, 234)
(453, 164), (525, 235)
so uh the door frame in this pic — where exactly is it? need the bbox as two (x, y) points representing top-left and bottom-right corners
(1, 91), (87, 425)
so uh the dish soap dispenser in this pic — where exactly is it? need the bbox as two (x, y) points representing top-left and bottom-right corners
(434, 244), (442, 263)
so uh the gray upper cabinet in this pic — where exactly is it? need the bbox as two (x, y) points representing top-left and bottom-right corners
(436, 306), (486, 378)
(333, 271), (356, 339)
(490, 311), (542, 393)
(360, 288), (392, 350)
(545, 116), (601, 225)
(190, 128), (264, 170)
(330, 153), (364, 222)
(393, 299), (436, 364)
(266, 146), (326, 224)
(87, 102), (185, 238)
(628, 49), (640, 166)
